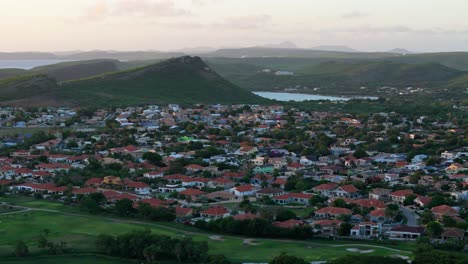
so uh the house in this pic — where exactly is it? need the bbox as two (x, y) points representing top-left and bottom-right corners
(273, 193), (313, 205)
(314, 206), (352, 219)
(431, 205), (458, 220)
(235, 146), (258, 156)
(350, 222), (382, 238)
(313, 219), (342, 235)
(369, 208), (390, 223)
(388, 225), (425, 240)
(445, 163), (464, 174)
(209, 177), (235, 188)
(312, 183), (338, 196)
(123, 180), (151, 195)
(230, 185), (256, 197)
(389, 189), (413, 204)
(233, 213), (261, 221)
(176, 207), (193, 218)
(256, 188), (284, 198)
(102, 176), (122, 185)
(368, 188), (391, 201)
(205, 191), (236, 202)
(200, 206), (230, 220)
(143, 171), (165, 178)
(331, 184), (360, 199)
(414, 196), (432, 208)
(441, 227), (465, 241)
(179, 188), (205, 198)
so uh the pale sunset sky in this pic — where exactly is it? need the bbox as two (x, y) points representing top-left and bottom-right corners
(1, 0), (468, 52)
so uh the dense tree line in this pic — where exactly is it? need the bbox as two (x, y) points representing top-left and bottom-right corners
(95, 230), (210, 263)
(195, 217), (313, 239)
(79, 195), (176, 221)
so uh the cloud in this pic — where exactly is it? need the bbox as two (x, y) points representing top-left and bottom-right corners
(212, 15), (271, 29)
(340, 10), (368, 19)
(77, 0), (189, 22)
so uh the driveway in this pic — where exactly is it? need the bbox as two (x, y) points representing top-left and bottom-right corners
(400, 206), (419, 226)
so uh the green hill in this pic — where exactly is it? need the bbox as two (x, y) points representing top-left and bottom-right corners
(0, 56), (264, 107)
(0, 74), (60, 106)
(0, 68), (27, 79)
(58, 56), (265, 106)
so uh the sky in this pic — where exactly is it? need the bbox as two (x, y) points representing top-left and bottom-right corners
(1, 0), (468, 52)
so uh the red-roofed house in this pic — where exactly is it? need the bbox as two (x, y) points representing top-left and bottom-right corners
(314, 206), (352, 219)
(312, 183), (338, 196)
(176, 206), (193, 218)
(230, 184), (256, 197)
(200, 206), (230, 219)
(431, 205), (458, 219)
(390, 189), (413, 204)
(233, 213), (261, 221)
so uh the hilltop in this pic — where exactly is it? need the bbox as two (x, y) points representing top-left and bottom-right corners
(0, 56), (265, 107)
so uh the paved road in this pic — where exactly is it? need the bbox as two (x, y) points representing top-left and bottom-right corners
(400, 206), (419, 226)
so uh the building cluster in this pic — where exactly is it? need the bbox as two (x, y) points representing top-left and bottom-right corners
(0, 103), (467, 242)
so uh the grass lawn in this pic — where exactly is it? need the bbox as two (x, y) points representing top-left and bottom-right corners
(0, 196), (416, 263)
(0, 254), (139, 264)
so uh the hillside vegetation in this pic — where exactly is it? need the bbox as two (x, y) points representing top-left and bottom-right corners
(208, 60), (468, 97)
(0, 56), (265, 107)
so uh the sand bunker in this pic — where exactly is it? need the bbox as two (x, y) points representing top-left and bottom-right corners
(243, 239), (260, 246)
(391, 254), (410, 260)
(346, 248), (375, 253)
(209, 235), (224, 241)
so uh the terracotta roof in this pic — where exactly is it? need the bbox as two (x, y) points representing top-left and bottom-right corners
(314, 219), (342, 227)
(390, 189), (413, 197)
(72, 187), (98, 194)
(233, 213), (261, 221)
(389, 225), (424, 234)
(313, 183), (338, 191)
(233, 184), (255, 192)
(176, 206), (193, 217)
(201, 206), (229, 216)
(315, 206), (352, 215)
(274, 193), (313, 200)
(431, 205), (457, 216)
(442, 227), (464, 238)
(180, 188), (205, 196)
(369, 208), (386, 217)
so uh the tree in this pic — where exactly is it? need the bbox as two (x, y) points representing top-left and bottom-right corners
(403, 194), (417, 206)
(353, 147), (368, 158)
(114, 199), (135, 216)
(13, 241), (29, 257)
(142, 152), (162, 165)
(276, 209), (297, 221)
(420, 209), (434, 225)
(426, 221), (443, 238)
(338, 223), (353, 236)
(270, 253), (307, 264)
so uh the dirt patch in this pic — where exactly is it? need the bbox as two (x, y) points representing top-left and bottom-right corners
(346, 248), (375, 253)
(209, 235), (224, 241)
